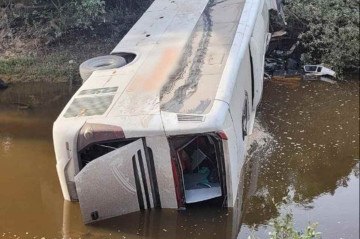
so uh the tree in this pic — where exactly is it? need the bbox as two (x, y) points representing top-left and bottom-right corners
(285, 0), (360, 75)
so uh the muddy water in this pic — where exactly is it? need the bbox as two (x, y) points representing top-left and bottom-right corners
(240, 79), (359, 238)
(0, 79), (359, 239)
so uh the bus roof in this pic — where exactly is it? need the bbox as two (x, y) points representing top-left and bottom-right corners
(63, 0), (246, 120)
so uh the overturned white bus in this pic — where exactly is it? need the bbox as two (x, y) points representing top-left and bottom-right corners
(53, 0), (280, 223)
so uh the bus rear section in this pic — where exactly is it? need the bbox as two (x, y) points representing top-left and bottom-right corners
(73, 129), (228, 223)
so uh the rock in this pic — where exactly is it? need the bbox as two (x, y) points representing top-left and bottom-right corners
(0, 79), (8, 90)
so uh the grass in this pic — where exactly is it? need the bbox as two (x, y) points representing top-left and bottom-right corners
(0, 1), (151, 83)
(0, 39), (116, 83)
(0, 57), (36, 76)
(0, 54), (76, 82)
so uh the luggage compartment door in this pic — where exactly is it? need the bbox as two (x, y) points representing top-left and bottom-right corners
(75, 139), (154, 224)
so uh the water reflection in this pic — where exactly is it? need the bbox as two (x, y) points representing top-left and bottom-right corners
(61, 201), (243, 239)
(0, 80), (358, 239)
(240, 80), (359, 238)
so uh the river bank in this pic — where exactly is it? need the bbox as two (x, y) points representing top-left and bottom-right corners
(0, 1), (152, 84)
(0, 32), (129, 83)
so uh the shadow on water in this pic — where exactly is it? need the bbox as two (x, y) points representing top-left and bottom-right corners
(0, 79), (359, 239)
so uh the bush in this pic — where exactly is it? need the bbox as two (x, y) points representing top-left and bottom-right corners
(0, 0), (153, 44)
(57, 0), (106, 31)
(268, 213), (321, 239)
(284, 0), (360, 75)
(0, 0), (105, 42)
(248, 213), (321, 239)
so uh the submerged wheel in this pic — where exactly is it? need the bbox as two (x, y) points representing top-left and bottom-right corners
(79, 55), (127, 82)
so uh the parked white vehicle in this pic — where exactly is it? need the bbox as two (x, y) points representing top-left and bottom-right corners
(304, 65), (336, 77)
(53, 0), (280, 224)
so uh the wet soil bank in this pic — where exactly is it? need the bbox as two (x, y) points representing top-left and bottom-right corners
(0, 78), (359, 238)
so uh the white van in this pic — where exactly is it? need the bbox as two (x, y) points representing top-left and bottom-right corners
(53, 0), (280, 223)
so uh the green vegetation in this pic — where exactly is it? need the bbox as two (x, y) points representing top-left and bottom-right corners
(284, 0), (360, 75)
(248, 213), (321, 239)
(1, 0), (358, 82)
(0, 54), (76, 82)
(0, 0), (153, 82)
(14, 0), (105, 39)
(247, 196), (321, 239)
(0, 41), (116, 82)
(0, 0), (152, 43)
(268, 213), (320, 239)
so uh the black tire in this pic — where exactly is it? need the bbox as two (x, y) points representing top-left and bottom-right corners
(79, 55), (127, 82)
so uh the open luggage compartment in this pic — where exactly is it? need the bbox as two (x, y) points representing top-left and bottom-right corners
(169, 134), (227, 206)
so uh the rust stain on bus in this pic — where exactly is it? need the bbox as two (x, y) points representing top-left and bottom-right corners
(127, 48), (178, 92)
